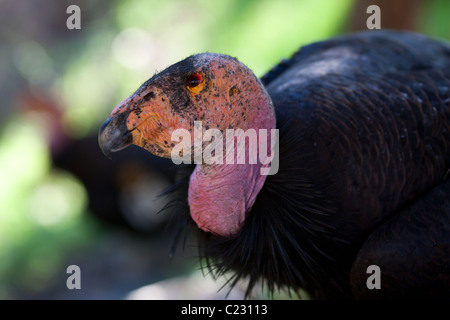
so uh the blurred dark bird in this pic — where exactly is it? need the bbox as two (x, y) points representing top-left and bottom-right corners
(98, 30), (450, 299)
(17, 89), (176, 233)
(52, 136), (176, 233)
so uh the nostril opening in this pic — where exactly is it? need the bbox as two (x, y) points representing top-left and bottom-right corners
(143, 91), (156, 101)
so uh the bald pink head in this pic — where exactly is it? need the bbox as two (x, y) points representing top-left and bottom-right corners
(99, 53), (276, 236)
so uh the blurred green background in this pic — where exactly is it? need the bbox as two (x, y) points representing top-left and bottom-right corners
(0, 0), (448, 299)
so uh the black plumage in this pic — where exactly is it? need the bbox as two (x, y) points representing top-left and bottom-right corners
(99, 30), (450, 299)
(166, 31), (450, 299)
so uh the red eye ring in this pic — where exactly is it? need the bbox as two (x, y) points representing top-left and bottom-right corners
(187, 73), (202, 88)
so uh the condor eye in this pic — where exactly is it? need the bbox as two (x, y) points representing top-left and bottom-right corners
(187, 73), (202, 88)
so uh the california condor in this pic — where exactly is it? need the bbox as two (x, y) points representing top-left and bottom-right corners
(99, 30), (450, 299)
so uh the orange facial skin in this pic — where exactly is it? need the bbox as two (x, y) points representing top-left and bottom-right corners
(121, 87), (189, 159)
(104, 53), (274, 161)
(99, 53), (276, 236)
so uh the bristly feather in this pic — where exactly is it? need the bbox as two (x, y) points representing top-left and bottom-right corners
(101, 30), (450, 299)
(161, 116), (353, 299)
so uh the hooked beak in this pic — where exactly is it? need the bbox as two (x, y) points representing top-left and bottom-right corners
(98, 111), (133, 159)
